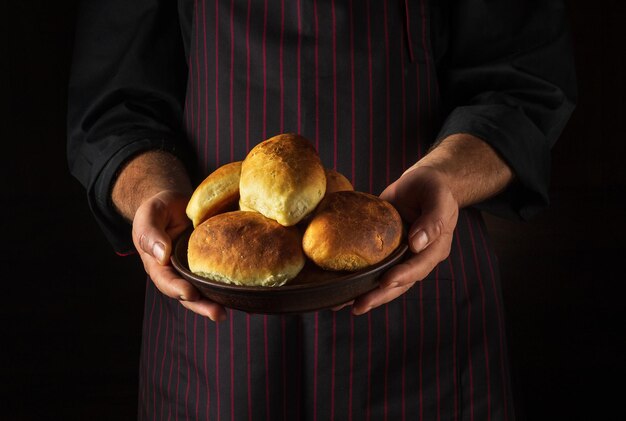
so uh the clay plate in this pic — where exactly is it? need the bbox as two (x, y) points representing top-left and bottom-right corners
(171, 229), (408, 314)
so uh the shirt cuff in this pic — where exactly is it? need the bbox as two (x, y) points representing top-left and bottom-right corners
(436, 104), (551, 220)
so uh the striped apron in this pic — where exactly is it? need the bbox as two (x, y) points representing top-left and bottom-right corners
(138, 1), (516, 420)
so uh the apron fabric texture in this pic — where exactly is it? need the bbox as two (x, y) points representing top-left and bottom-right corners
(137, 1), (515, 419)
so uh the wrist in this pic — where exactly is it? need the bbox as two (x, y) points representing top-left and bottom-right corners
(112, 150), (193, 221)
(406, 133), (513, 208)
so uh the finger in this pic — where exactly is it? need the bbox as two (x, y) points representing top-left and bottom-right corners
(381, 235), (452, 289)
(133, 200), (172, 265)
(140, 250), (200, 302)
(352, 237), (451, 315)
(140, 247), (228, 322)
(352, 283), (414, 315)
(378, 181), (397, 203)
(405, 193), (451, 254)
(179, 299), (227, 322)
(331, 300), (354, 312)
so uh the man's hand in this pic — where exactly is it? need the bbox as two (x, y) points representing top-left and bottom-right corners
(112, 150), (226, 322)
(132, 190), (226, 321)
(350, 133), (514, 315)
(351, 166), (458, 314)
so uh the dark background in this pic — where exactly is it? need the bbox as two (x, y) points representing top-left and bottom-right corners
(2, 1), (624, 420)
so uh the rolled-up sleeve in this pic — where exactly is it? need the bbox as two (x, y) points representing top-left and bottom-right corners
(67, 0), (193, 253)
(433, 0), (577, 219)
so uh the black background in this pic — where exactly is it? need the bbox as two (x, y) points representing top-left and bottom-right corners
(2, 1), (624, 420)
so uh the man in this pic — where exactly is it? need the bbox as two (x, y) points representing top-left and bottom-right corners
(68, 0), (575, 419)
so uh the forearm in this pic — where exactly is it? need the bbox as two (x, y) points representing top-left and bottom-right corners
(112, 150), (193, 221)
(408, 133), (514, 208)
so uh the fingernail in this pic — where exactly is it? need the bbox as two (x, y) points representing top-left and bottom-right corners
(411, 230), (429, 252)
(153, 242), (165, 262)
(352, 306), (370, 316)
(178, 295), (188, 302)
(332, 302), (353, 311)
(210, 311), (227, 322)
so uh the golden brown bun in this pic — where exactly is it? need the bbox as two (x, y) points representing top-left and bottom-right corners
(302, 191), (403, 271)
(240, 133), (326, 226)
(188, 211), (305, 286)
(186, 161), (242, 228)
(324, 168), (354, 194)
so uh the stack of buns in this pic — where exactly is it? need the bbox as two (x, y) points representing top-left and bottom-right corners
(186, 133), (403, 286)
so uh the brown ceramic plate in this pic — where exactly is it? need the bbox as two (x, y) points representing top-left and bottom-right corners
(171, 229), (408, 314)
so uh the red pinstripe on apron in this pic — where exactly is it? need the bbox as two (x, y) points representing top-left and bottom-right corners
(138, 1), (516, 419)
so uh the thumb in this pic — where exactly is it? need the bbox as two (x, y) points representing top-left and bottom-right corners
(132, 199), (172, 265)
(406, 216), (443, 254)
(405, 190), (450, 254)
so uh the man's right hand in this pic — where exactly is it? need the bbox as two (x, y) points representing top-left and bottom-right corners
(111, 150), (227, 322)
(132, 189), (227, 321)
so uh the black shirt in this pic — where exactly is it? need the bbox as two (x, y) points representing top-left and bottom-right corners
(67, 0), (576, 253)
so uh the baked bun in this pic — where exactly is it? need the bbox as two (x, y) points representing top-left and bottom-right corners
(238, 199), (255, 212)
(324, 168), (353, 194)
(302, 191), (403, 271)
(239, 133), (326, 226)
(188, 211), (305, 286)
(186, 161), (242, 227)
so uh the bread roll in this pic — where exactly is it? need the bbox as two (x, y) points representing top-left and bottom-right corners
(238, 199), (255, 212)
(324, 168), (353, 194)
(240, 133), (326, 226)
(186, 161), (242, 227)
(188, 211), (305, 286)
(302, 191), (403, 271)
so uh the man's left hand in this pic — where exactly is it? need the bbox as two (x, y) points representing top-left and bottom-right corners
(351, 165), (459, 315)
